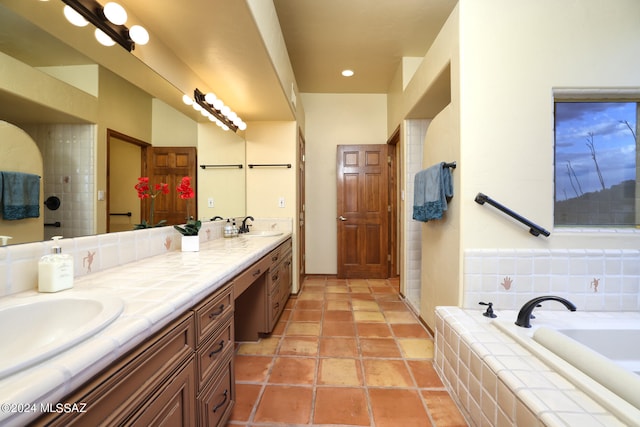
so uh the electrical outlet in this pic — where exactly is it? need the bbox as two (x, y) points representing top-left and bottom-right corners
(207, 197), (214, 208)
(278, 197), (285, 208)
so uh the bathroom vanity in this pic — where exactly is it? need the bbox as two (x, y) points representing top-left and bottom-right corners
(0, 232), (292, 427)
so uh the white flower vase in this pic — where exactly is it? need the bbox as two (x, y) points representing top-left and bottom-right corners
(181, 235), (199, 252)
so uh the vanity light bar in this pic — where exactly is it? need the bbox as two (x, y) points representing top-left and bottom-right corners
(192, 89), (243, 133)
(61, 0), (139, 51)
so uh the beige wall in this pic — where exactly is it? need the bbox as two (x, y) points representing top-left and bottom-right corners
(245, 120), (299, 292)
(0, 121), (44, 245)
(458, 0), (640, 250)
(245, 121), (297, 217)
(197, 123), (246, 219)
(419, 105), (460, 324)
(109, 137), (142, 232)
(96, 67), (153, 234)
(407, 0), (640, 328)
(301, 93), (388, 274)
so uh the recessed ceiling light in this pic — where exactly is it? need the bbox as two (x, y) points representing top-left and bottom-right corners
(341, 69), (355, 77)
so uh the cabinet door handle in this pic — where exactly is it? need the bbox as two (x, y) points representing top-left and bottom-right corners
(272, 255), (279, 262)
(208, 340), (225, 358)
(252, 268), (261, 277)
(208, 304), (225, 319)
(271, 273), (279, 281)
(212, 389), (228, 413)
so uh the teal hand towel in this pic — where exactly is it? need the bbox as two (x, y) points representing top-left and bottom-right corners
(412, 162), (453, 222)
(1, 171), (40, 220)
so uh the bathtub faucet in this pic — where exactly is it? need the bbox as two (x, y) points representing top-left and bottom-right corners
(515, 295), (576, 328)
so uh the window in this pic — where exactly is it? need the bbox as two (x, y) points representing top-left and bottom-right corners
(554, 101), (638, 226)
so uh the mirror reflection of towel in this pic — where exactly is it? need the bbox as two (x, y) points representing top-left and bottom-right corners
(0, 171), (40, 220)
(412, 162), (453, 222)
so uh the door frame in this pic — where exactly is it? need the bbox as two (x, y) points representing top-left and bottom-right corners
(297, 128), (306, 287)
(387, 127), (400, 277)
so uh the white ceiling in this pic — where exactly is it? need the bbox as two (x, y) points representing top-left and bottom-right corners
(0, 0), (457, 124)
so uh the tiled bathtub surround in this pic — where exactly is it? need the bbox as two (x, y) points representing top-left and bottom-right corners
(0, 217), (292, 297)
(403, 119), (430, 312)
(463, 248), (640, 312)
(434, 307), (637, 427)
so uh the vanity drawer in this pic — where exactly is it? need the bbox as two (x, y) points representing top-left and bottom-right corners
(268, 240), (291, 269)
(234, 254), (271, 297)
(197, 314), (233, 391)
(198, 354), (235, 427)
(194, 283), (233, 346)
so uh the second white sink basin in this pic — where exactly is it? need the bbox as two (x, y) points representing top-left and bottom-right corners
(244, 230), (283, 237)
(0, 293), (124, 379)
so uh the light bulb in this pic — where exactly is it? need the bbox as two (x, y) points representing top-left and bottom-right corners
(193, 103), (202, 112)
(95, 29), (115, 46)
(227, 112), (237, 122)
(204, 93), (217, 104)
(221, 106), (231, 117)
(201, 109), (209, 117)
(129, 25), (149, 45)
(63, 6), (88, 27)
(238, 121), (247, 131)
(182, 94), (193, 105)
(103, 2), (127, 25)
(212, 99), (224, 110)
(221, 124), (230, 131)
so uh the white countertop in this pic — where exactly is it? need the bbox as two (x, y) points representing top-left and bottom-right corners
(0, 233), (290, 426)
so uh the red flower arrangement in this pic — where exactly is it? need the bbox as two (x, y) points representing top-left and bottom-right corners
(174, 176), (201, 236)
(134, 177), (169, 228)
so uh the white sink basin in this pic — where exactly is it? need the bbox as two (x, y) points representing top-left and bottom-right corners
(244, 230), (283, 237)
(0, 294), (124, 379)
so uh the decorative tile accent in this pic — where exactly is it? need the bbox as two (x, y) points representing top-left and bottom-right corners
(464, 249), (640, 311)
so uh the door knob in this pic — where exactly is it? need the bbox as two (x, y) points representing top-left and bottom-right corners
(338, 216), (347, 221)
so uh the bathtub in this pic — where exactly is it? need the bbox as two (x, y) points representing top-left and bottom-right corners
(493, 311), (640, 426)
(435, 307), (640, 427)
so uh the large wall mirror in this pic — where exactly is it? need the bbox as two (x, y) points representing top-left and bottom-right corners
(0, 1), (246, 245)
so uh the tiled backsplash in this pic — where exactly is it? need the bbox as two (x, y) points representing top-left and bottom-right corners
(464, 249), (640, 312)
(0, 217), (292, 297)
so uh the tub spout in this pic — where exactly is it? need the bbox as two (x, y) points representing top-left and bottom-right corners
(515, 295), (576, 328)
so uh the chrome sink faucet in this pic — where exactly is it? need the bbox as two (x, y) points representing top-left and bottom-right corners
(239, 216), (254, 233)
(515, 295), (577, 328)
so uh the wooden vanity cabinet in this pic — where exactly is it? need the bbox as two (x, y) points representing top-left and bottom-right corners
(266, 241), (292, 332)
(33, 282), (234, 427)
(34, 313), (196, 427)
(193, 285), (235, 426)
(235, 238), (292, 340)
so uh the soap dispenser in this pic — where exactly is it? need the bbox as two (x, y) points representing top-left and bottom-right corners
(38, 236), (74, 293)
(224, 219), (233, 238)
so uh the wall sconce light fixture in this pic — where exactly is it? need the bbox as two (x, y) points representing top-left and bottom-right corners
(182, 89), (246, 132)
(61, 0), (149, 51)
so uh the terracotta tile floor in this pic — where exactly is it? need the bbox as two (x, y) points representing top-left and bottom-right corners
(227, 276), (468, 426)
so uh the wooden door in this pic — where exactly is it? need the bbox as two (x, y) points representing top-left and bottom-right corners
(147, 147), (197, 226)
(336, 144), (389, 279)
